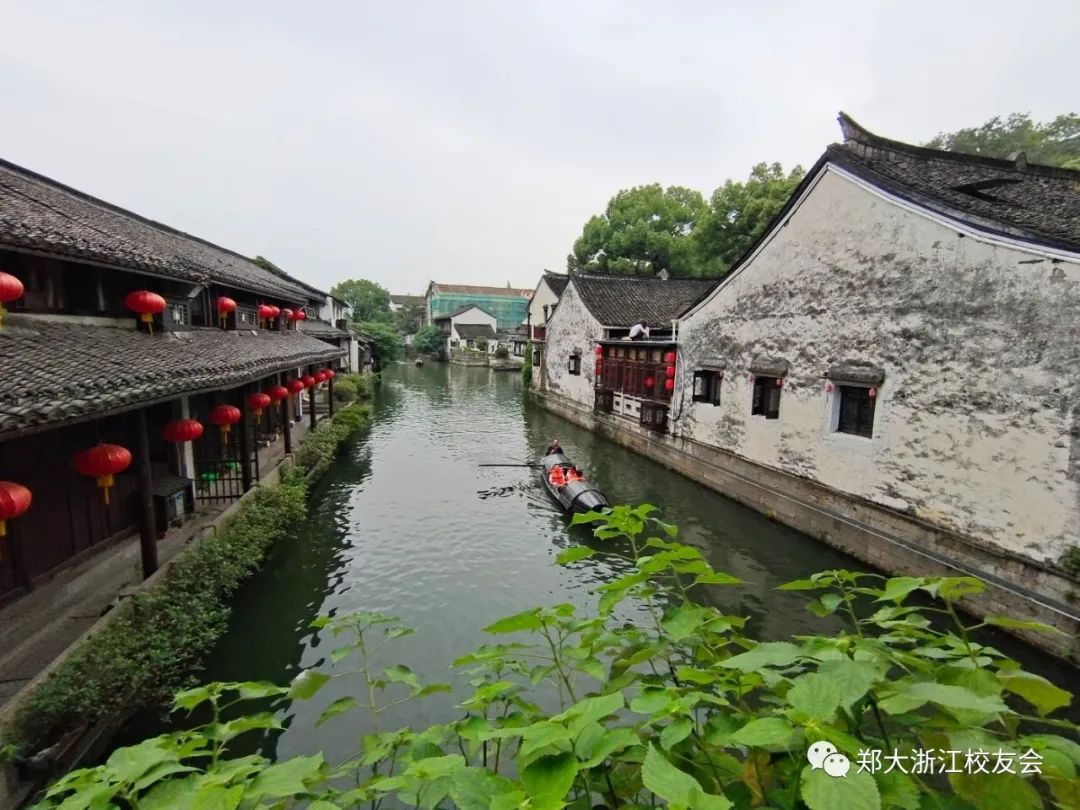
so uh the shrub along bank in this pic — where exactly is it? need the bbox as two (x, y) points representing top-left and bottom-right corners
(3, 402), (373, 761)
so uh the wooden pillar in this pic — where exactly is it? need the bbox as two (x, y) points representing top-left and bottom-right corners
(7, 522), (31, 591)
(238, 386), (253, 492)
(281, 373), (292, 454)
(309, 370), (317, 430)
(327, 375), (335, 417)
(135, 409), (159, 578)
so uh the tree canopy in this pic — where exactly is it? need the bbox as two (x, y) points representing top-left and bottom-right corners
(694, 162), (805, 276)
(356, 320), (403, 367)
(567, 167), (804, 279)
(412, 324), (445, 355)
(568, 185), (708, 277)
(925, 112), (1080, 169)
(331, 279), (393, 323)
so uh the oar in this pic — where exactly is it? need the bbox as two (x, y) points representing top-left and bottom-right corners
(479, 463), (541, 468)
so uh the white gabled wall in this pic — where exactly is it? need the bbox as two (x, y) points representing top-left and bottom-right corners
(676, 167), (1080, 563)
(450, 306), (497, 343)
(543, 282), (603, 408)
(528, 278), (562, 330)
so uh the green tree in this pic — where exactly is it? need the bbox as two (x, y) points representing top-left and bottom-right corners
(392, 300), (425, 335)
(568, 184), (708, 277)
(356, 320), (403, 367)
(926, 112), (1080, 169)
(412, 325), (445, 355)
(694, 162), (805, 276)
(331, 279), (393, 323)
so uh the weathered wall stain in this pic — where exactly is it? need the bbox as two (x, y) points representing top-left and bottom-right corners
(677, 170), (1080, 563)
(544, 283), (603, 408)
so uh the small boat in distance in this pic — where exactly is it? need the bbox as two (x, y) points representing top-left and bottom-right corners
(540, 452), (609, 514)
(414, 357), (424, 366)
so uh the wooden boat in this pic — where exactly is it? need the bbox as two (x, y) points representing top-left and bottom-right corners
(540, 453), (609, 513)
(414, 358), (424, 366)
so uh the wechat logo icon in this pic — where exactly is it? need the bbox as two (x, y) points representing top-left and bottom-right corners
(807, 741), (850, 778)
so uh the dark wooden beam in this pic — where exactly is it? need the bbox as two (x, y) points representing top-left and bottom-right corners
(238, 385), (253, 492)
(134, 409), (159, 578)
(308, 369), (317, 430)
(281, 372), (292, 454)
(327, 375), (335, 417)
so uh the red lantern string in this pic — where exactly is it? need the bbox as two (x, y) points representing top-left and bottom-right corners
(125, 291), (166, 335)
(266, 385), (289, 403)
(217, 296), (237, 328)
(163, 419), (204, 443)
(0, 481), (32, 559)
(0, 271), (25, 330)
(74, 444), (132, 505)
(664, 378), (675, 392)
(246, 392), (272, 424)
(868, 388), (878, 399)
(209, 404), (242, 446)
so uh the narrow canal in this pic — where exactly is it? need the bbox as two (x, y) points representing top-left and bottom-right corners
(121, 361), (1075, 760)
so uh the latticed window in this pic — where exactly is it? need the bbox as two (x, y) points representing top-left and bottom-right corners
(568, 352), (581, 375)
(692, 370), (723, 406)
(751, 376), (782, 419)
(837, 385), (876, 438)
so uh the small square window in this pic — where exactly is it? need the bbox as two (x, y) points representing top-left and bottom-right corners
(568, 353), (581, 375)
(837, 385), (876, 438)
(532, 347), (542, 367)
(751, 375), (782, 419)
(692, 370), (723, 406)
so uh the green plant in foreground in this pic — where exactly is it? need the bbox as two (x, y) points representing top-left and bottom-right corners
(33, 505), (1080, 809)
(522, 343), (533, 386)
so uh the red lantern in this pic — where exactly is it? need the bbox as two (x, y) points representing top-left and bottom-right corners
(825, 382), (834, 393)
(163, 419), (204, 443)
(266, 385), (289, 403)
(292, 308), (307, 322)
(594, 346), (603, 356)
(287, 378), (305, 394)
(0, 271), (25, 330)
(314, 372), (327, 384)
(268, 305), (281, 318)
(776, 378), (783, 387)
(665, 365), (676, 379)
(644, 376), (655, 389)
(302, 375), (316, 388)
(209, 404), (242, 446)
(0, 481), (32, 560)
(217, 296), (237, 328)
(281, 308), (294, 323)
(868, 388), (877, 399)
(664, 351), (676, 363)
(247, 392), (272, 423)
(125, 291), (166, 333)
(74, 444), (132, 505)
(325, 369), (336, 379)
(257, 303), (275, 323)
(664, 378), (675, 392)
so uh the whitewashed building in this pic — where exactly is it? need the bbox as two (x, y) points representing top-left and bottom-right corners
(526, 271), (570, 378)
(434, 304), (497, 351)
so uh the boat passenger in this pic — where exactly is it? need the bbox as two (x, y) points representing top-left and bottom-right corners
(549, 466), (567, 488)
(545, 438), (562, 455)
(566, 467), (584, 482)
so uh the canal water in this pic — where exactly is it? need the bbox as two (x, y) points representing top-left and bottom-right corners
(120, 361), (1075, 760)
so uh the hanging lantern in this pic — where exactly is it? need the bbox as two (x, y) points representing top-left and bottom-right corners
(594, 346), (603, 356)
(665, 365), (676, 379)
(125, 291), (166, 334)
(775, 378), (784, 387)
(664, 378), (675, 392)
(162, 418), (204, 443)
(246, 392), (272, 423)
(257, 304), (274, 323)
(664, 351), (676, 363)
(868, 388), (878, 399)
(268, 305), (281, 319)
(825, 382), (834, 393)
(0, 482), (32, 561)
(217, 296), (237, 328)
(209, 404), (242, 446)
(266, 385), (289, 403)
(74, 444), (132, 506)
(325, 369), (336, 379)
(302, 375), (316, 388)
(644, 376), (655, 389)
(0, 271), (25, 330)
(281, 308), (294, 327)
(291, 308), (307, 322)
(287, 378), (305, 394)
(314, 371), (327, 384)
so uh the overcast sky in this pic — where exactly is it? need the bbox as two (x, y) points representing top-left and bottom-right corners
(2, 1), (1074, 295)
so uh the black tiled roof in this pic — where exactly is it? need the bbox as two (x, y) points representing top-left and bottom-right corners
(542, 271), (570, 296)
(0, 318), (343, 436)
(0, 158), (327, 302)
(832, 113), (1080, 252)
(454, 323), (496, 340)
(298, 319), (350, 339)
(571, 274), (718, 327)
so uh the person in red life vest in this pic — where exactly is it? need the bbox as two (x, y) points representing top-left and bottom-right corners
(549, 465), (567, 488)
(566, 466), (584, 483)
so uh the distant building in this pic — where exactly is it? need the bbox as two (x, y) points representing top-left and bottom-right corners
(388, 294), (423, 312)
(526, 271), (569, 371)
(433, 304), (497, 353)
(424, 282), (532, 331)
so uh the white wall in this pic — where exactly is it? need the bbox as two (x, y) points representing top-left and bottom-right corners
(450, 307), (497, 344)
(543, 282), (603, 407)
(528, 278), (561, 330)
(676, 167), (1080, 564)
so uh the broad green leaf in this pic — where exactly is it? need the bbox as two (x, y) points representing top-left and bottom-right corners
(878, 577), (924, 603)
(778, 578), (824, 591)
(1019, 733), (1080, 766)
(245, 754), (325, 799)
(720, 641), (802, 671)
(449, 767), (519, 810)
(519, 722), (573, 760)
(173, 686), (213, 712)
(191, 784), (244, 810)
(235, 681), (288, 700)
(630, 686), (672, 715)
(1045, 774), (1080, 809)
(404, 754), (465, 779)
(141, 775), (200, 810)
(800, 765), (880, 810)
(661, 717), (693, 750)
(729, 717), (797, 748)
(982, 614), (1063, 634)
(317, 696), (360, 726)
(483, 609), (542, 634)
(578, 727), (640, 768)
(932, 576), (985, 601)
(816, 659), (879, 709)
(132, 762), (198, 793)
(520, 751), (577, 802)
(415, 682), (454, 697)
(642, 745), (732, 809)
(384, 664), (420, 689)
(663, 605), (713, 640)
(105, 742), (173, 784)
(998, 670), (1072, 716)
(787, 673), (844, 720)
(948, 771), (1041, 810)
(288, 670), (331, 700)
(693, 571), (742, 585)
(676, 666), (719, 685)
(385, 626), (415, 640)
(874, 770), (920, 810)
(878, 682), (1007, 717)
(555, 546), (595, 564)
(554, 692), (623, 731)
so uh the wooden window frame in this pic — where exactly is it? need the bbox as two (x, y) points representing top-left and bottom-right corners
(568, 352), (581, 376)
(836, 384), (876, 438)
(692, 370), (723, 406)
(751, 375), (782, 419)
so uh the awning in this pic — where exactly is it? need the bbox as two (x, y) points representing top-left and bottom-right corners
(749, 356), (790, 377)
(825, 362), (885, 385)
